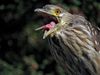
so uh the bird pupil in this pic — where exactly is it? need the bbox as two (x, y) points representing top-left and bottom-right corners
(56, 10), (59, 13)
(55, 9), (60, 14)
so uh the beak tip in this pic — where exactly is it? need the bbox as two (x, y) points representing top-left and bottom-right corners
(35, 28), (40, 31)
(43, 30), (48, 39)
(34, 9), (40, 13)
(34, 8), (43, 12)
(43, 37), (45, 39)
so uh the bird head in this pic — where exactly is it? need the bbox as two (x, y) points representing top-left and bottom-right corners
(35, 5), (72, 39)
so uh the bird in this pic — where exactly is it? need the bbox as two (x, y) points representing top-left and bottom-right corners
(34, 5), (100, 75)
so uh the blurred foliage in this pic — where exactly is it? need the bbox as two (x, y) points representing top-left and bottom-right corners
(0, 0), (100, 75)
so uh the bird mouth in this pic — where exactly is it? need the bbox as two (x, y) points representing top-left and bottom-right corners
(35, 8), (59, 39)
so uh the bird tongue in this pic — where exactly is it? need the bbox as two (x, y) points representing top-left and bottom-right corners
(35, 21), (56, 31)
(44, 21), (56, 30)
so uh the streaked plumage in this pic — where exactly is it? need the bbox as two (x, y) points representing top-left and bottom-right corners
(35, 5), (100, 75)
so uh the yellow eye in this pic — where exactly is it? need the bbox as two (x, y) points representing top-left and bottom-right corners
(54, 9), (61, 16)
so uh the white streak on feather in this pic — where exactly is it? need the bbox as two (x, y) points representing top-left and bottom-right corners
(95, 31), (97, 35)
(95, 40), (98, 45)
(85, 39), (94, 46)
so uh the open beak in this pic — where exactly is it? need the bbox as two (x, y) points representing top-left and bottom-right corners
(35, 22), (57, 39)
(34, 8), (58, 39)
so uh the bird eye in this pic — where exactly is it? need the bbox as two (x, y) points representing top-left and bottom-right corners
(55, 9), (61, 16)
